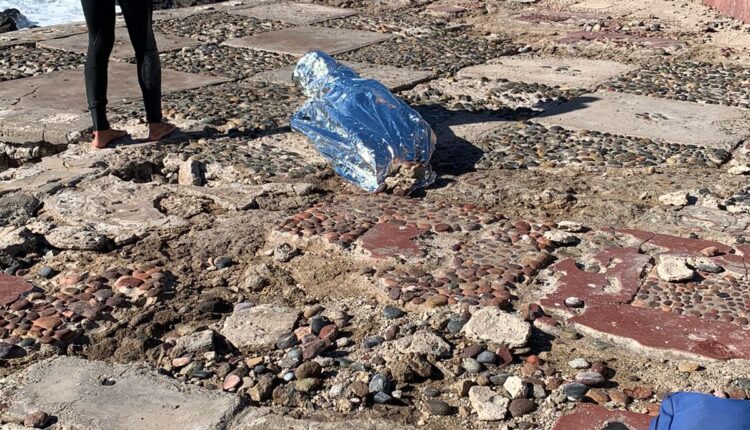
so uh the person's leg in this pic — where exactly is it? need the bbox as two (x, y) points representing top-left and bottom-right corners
(81, 0), (127, 148)
(119, 0), (175, 141)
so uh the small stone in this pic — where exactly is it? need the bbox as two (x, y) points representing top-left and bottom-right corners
(564, 383), (589, 402)
(469, 386), (510, 421)
(463, 358), (482, 374)
(383, 306), (405, 319)
(273, 243), (299, 263)
(455, 380), (475, 397)
(677, 361), (701, 373)
(733, 378), (750, 390)
(477, 350), (497, 364)
(659, 191), (689, 207)
(38, 266), (55, 279)
(303, 304), (323, 318)
(393, 331), (451, 357)
(364, 336), (385, 348)
(575, 371), (606, 387)
(608, 389), (630, 405)
(0, 342), (21, 360)
(587, 389), (610, 404)
(213, 256), (232, 269)
(564, 297), (583, 308)
(310, 315), (328, 334)
(295, 377), (322, 393)
(568, 358), (590, 369)
(504, 376), (528, 399)
(23, 411), (49, 428)
(625, 386), (653, 400)
(372, 391), (393, 404)
(276, 332), (299, 350)
(462, 308), (531, 348)
(369, 374), (393, 394)
(349, 380), (369, 398)
(543, 230), (578, 245)
(424, 399), (453, 416)
(509, 398), (536, 418)
(295, 361), (322, 379)
(222, 373), (242, 391)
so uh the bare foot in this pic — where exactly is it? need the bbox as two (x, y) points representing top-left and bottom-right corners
(148, 122), (177, 141)
(92, 129), (129, 149)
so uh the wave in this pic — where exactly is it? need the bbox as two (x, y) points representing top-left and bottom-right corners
(0, 0), (85, 27)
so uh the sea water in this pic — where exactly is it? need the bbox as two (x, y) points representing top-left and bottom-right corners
(0, 0), (85, 27)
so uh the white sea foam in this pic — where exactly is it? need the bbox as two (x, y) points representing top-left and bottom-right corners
(0, 0), (85, 27)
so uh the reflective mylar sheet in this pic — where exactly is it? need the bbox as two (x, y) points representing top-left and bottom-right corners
(291, 51), (436, 193)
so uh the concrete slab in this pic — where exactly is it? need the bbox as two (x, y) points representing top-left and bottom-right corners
(0, 63), (227, 144)
(0, 23), (89, 48)
(0, 356), (241, 430)
(534, 91), (750, 150)
(248, 61), (433, 91)
(39, 27), (200, 59)
(151, 0), (279, 21)
(223, 26), (393, 57)
(230, 2), (357, 25)
(456, 57), (636, 89)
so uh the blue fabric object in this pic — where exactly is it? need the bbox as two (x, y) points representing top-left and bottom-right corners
(650, 392), (750, 430)
(291, 50), (436, 193)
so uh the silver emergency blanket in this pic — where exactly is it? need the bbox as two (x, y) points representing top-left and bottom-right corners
(291, 51), (436, 193)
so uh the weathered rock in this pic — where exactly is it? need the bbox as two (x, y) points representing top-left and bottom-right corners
(45, 226), (110, 251)
(178, 159), (205, 186)
(0, 193), (39, 227)
(424, 399), (453, 416)
(468, 386), (509, 421)
(0, 356), (240, 429)
(393, 331), (451, 357)
(659, 191), (690, 207)
(508, 398), (536, 417)
(0, 226), (36, 256)
(173, 330), (215, 357)
(503, 376), (528, 399)
(462, 308), (531, 348)
(221, 305), (300, 352)
(230, 408), (416, 429)
(656, 255), (695, 282)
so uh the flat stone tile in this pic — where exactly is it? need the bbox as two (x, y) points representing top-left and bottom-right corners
(0, 356), (241, 430)
(249, 61), (433, 91)
(0, 23), (89, 48)
(0, 63), (227, 144)
(230, 2), (357, 25)
(223, 26), (393, 57)
(456, 57), (636, 90)
(38, 27), (200, 59)
(552, 404), (652, 430)
(151, 0), (279, 21)
(534, 91), (750, 150)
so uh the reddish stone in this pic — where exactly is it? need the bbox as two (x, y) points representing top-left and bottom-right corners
(33, 316), (62, 330)
(625, 386), (654, 400)
(294, 326), (312, 341)
(301, 339), (329, 360)
(318, 324), (338, 341)
(0, 274), (33, 306)
(571, 304), (750, 360)
(496, 347), (513, 366)
(359, 221), (428, 259)
(552, 404), (652, 430)
(542, 248), (650, 312)
(114, 276), (144, 290)
(223, 373), (242, 391)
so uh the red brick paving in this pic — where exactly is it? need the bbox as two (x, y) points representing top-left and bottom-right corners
(542, 248), (651, 312)
(552, 404), (652, 430)
(571, 303), (750, 361)
(360, 221), (429, 259)
(0, 274), (32, 306)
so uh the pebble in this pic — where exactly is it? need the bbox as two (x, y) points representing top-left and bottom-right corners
(564, 383), (589, 402)
(424, 399), (453, 416)
(504, 376), (528, 399)
(575, 371), (606, 387)
(363, 335), (385, 348)
(476, 350), (498, 364)
(369, 374), (393, 394)
(423, 386), (441, 398)
(213, 256), (232, 269)
(38, 266), (55, 279)
(372, 391), (393, 404)
(568, 358), (591, 369)
(23, 411), (49, 428)
(295, 361), (322, 380)
(383, 306), (405, 319)
(508, 398), (536, 418)
(564, 297), (584, 308)
(276, 332), (299, 350)
(463, 357), (483, 374)
(677, 361), (701, 372)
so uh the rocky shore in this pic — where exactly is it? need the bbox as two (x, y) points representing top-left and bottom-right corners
(2, 0), (750, 429)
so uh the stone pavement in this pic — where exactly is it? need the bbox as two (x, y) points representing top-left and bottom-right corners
(4, 0), (750, 429)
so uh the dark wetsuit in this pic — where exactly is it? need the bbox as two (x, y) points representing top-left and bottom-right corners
(81, 0), (162, 131)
